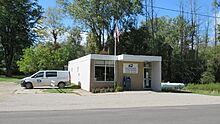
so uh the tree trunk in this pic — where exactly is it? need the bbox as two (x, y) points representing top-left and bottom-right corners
(205, 19), (209, 47)
(3, 26), (14, 77)
(5, 64), (12, 77)
(167, 47), (172, 81)
(4, 45), (14, 77)
(98, 29), (102, 51)
(52, 30), (57, 45)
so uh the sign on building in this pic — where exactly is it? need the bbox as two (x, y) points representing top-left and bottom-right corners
(123, 63), (138, 74)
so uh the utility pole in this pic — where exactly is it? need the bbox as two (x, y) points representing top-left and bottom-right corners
(179, 0), (184, 61)
(179, 0), (185, 82)
(214, 0), (218, 46)
(190, 0), (195, 50)
(150, 0), (155, 55)
(145, 0), (148, 22)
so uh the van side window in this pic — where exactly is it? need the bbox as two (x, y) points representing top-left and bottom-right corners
(33, 72), (44, 78)
(46, 72), (57, 77)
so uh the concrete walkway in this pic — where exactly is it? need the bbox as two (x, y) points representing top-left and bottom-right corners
(1, 90), (220, 112)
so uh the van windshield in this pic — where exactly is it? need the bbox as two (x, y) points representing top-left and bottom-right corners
(32, 72), (44, 78)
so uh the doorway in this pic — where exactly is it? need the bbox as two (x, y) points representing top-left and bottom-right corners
(143, 68), (151, 89)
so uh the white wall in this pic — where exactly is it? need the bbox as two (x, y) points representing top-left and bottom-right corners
(68, 56), (91, 91)
(151, 61), (161, 91)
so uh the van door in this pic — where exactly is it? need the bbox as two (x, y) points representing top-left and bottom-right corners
(45, 71), (58, 86)
(31, 72), (45, 86)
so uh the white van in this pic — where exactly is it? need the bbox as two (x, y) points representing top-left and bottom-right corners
(21, 70), (70, 89)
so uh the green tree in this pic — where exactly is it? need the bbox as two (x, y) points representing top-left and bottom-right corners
(37, 7), (67, 44)
(17, 27), (85, 74)
(117, 26), (151, 55)
(17, 43), (61, 74)
(85, 32), (99, 54)
(0, 0), (42, 76)
(58, 0), (143, 52)
(64, 27), (85, 61)
(200, 45), (220, 83)
(17, 44), (52, 73)
(120, 16), (205, 83)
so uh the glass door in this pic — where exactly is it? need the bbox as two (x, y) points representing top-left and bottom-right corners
(143, 68), (151, 89)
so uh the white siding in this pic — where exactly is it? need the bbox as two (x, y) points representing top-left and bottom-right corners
(68, 56), (91, 91)
(90, 54), (116, 61)
(151, 61), (161, 91)
(118, 54), (161, 62)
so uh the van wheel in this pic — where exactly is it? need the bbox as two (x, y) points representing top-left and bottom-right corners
(25, 82), (33, 89)
(58, 82), (65, 89)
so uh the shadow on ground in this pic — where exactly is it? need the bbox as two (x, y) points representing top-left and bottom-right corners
(162, 90), (192, 93)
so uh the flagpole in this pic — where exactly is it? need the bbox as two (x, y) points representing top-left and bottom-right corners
(114, 20), (118, 89)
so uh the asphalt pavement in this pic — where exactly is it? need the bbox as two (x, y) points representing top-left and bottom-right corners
(3, 90), (220, 112)
(1, 104), (220, 124)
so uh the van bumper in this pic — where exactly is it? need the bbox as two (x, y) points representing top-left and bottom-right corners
(20, 81), (26, 87)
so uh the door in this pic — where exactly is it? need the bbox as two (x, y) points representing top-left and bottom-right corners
(31, 71), (46, 86)
(143, 68), (151, 89)
(45, 71), (58, 86)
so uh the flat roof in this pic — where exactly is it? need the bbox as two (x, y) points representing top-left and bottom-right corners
(90, 54), (116, 61)
(117, 54), (161, 62)
(69, 54), (161, 64)
(91, 54), (161, 62)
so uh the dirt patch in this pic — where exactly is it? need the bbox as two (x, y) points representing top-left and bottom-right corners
(0, 82), (18, 100)
(0, 82), (18, 94)
(14, 88), (43, 94)
(14, 86), (92, 96)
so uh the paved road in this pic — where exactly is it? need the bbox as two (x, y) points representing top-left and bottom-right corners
(1, 104), (220, 124)
(2, 91), (220, 112)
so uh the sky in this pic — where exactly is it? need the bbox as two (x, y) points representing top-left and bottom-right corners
(38, 0), (215, 24)
(37, 0), (217, 43)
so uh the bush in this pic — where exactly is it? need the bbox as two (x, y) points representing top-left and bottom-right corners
(200, 71), (215, 84)
(94, 88), (100, 93)
(106, 87), (115, 92)
(91, 88), (96, 93)
(115, 85), (123, 92)
(100, 88), (106, 93)
(161, 87), (177, 92)
(91, 87), (115, 93)
(184, 83), (220, 92)
(0, 68), (5, 75)
(109, 88), (115, 92)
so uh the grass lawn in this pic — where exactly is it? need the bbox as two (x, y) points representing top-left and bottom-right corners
(0, 76), (23, 84)
(43, 88), (75, 93)
(183, 83), (220, 96)
(42, 84), (81, 94)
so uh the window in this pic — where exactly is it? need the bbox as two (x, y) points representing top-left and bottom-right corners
(95, 66), (105, 81)
(46, 72), (57, 77)
(33, 72), (44, 78)
(95, 60), (114, 81)
(106, 67), (114, 81)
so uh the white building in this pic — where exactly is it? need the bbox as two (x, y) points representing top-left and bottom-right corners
(68, 54), (162, 92)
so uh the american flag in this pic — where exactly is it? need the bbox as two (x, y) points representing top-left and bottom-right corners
(114, 25), (120, 42)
